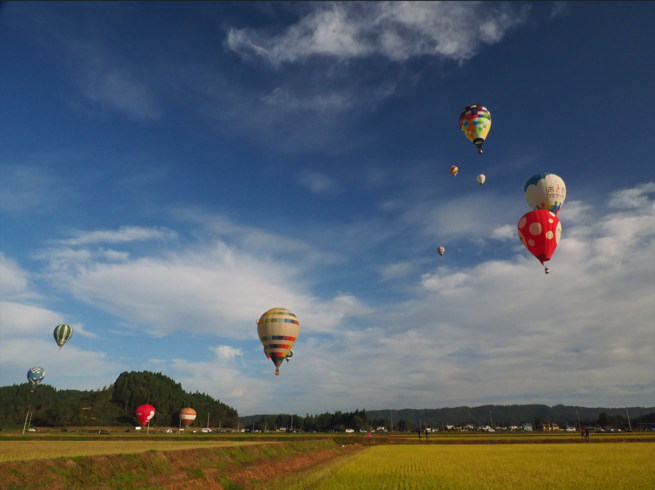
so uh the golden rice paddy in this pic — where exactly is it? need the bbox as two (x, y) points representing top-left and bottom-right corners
(268, 443), (655, 490)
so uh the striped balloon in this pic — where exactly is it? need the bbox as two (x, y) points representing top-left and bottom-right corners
(257, 308), (299, 376)
(27, 367), (46, 392)
(450, 166), (458, 177)
(179, 407), (197, 428)
(53, 324), (73, 350)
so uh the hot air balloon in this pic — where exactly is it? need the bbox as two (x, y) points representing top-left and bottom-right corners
(27, 367), (45, 392)
(179, 408), (196, 428)
(53, 324), (73, 351)
(524, 173), (566, 215)
(460, 104), (491, 154)
(477, 174), (486, 185)
(518, 209), (562, 274)
(257, 308), (299, 376)
(285, 348), (294, 363)
(136, 404), (156, 427)
(438, 247), (445, 256)
(450, 166), (458, 177)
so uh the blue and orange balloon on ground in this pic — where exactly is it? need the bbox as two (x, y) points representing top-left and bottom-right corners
(257, 308), (299, 376)
(460, 104), (491, 154)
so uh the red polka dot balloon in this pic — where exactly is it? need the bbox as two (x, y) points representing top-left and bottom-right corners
(517, 209), (562, 265)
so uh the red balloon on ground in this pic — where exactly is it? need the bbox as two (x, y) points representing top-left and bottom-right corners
(136, 404), (156, 426)
(517, 209), (562, 265)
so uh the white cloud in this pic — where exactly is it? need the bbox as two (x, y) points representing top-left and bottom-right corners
(212, 345), (244, 359)
(60, 226), (177, 246)
(490, 224), (515, 241)
(608, 182), (655, 209)
(299, 170), (339, 194)
(0, 253), (36, 301)
(227, 2), (529, 65)
(550, 1), (569, 19)
(379, 261), (413, 281)
(0, 166), (67, 214)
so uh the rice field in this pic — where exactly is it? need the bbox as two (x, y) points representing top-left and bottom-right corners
(0, 439), (274, 462)
(268, 443), (655, 490)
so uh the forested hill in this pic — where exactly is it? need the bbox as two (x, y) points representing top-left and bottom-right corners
(241, 404), (655, 430)
(0, 371), (239, 428)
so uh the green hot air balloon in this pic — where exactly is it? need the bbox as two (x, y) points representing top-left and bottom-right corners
(53, 324), (73, 351)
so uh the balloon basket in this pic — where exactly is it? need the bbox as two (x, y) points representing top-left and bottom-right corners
(275, 369), (280, 376)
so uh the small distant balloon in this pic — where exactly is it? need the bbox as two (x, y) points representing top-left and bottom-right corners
(53, 324), (73, 351)
(285, 348), (294, 363)
(438, 247), (445, 256)
(27, 367), (46, 392)
(460, 104), (491, 154)
(136, 404), (156, 426)
(179, 408), (196, 428)
(524, 173), (566, 215)
(450, 166), (458, 177)
(477, 174), (486, 185)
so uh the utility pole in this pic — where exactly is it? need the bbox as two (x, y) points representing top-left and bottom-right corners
(626, 408), (632, 431)
(490, 411), (494, 429)
(252, 422), (255, 433)
(390, 410), (393, 432)
(576, 410), (581, 431)
(290, 414), (293, 433)
(207, 413), (210, 430)
(98, 416), (103, 435)
(22, 411), (30, 435)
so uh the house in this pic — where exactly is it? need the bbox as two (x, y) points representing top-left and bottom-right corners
(522, 423), (533, 432)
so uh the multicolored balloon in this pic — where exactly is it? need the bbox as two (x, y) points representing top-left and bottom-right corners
(438, 246), (445, 256)
(27, 367), (45, 392)
(450, 166), (458, 177)
(53, 324), (73, 351)
(257, 308), (299, 376)
(179, 407), (196, 428)
(518, 210), (562, 269)
(524, 173), (566, 215)
(136, 404), (156, 426)
(477, 174), (486, 185)
(460, 104), (491, 154)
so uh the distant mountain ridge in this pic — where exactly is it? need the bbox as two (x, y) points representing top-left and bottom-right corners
(241, 404), (655, 428)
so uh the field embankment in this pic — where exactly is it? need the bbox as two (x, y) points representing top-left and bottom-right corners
(0, 439), (359, 490)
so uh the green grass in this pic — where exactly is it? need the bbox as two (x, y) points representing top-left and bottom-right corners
(267, 443), (655, 490)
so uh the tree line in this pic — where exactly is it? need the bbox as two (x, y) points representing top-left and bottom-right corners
(0, 371), (238, 428)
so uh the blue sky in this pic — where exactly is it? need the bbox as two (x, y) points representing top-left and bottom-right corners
(1, 2), (653, 415)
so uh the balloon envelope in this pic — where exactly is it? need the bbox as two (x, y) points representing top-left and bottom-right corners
(518, 210), (562, 265)
(524, 173), (566, 214)
(449, 166), (458, 177)
(27, 367), (45, 390)
(437, 247), (445, 256)
(179, 407), (196, 427)
(460, 104), (491, 152)
(136, 404), (156, 426)
(53, 324), (73, 349)
(257, 308), (299, 375)
(477, 174), (486, 185)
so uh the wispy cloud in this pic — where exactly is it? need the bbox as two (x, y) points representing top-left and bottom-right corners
(608, 182), (655, 209)
(59, 226), (177, 246)
(298, 170), (339, 194)
(228, 2), (529, 65)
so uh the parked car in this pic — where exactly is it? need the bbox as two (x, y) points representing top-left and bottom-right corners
(164, 429), (173, 433)
(28, 428), (36, 432)
(134, 426), (142, 430)
(202, 428), (212, 433)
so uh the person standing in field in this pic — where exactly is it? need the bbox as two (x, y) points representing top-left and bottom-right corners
(585, 428), (590, 441)
(425, 429), (429, 440)
(418, 429), (422, 440)
(581, 428), (585, 439)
